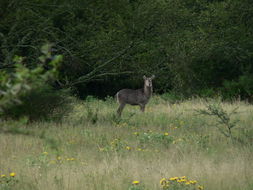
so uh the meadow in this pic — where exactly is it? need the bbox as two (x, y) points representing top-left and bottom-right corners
(0, 96), (252, 190)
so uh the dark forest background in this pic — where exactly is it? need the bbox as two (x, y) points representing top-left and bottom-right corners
(1, 0), (253, 112)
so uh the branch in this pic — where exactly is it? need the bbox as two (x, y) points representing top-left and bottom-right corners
(69, 71), (133, 86)
(0, 45), (37, 50)
(68, 42), (134, 86)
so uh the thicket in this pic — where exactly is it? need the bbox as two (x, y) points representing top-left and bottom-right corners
(1, 0), (253, 99)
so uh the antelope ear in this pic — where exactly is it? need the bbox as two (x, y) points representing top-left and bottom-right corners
(151, 75), (155, 79)
(143, 75), (147, 79)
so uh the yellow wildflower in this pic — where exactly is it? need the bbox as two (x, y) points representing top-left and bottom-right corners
(1, 174), (6, 178)
(132, 180), (140, 185)
(177, 179), (186, 183)
(10, 172), (16, 177)
(133, 132), (139, 136)
(181, 176), (186, 179)
(57, 156), (61, 160)
(126, 146), (131, 150)
(160, 178), (167, 185)
(164, 132), (169, 136)
(190, 180), (197, 184)
(43, 151), (48, 155)
(198, 185), (204, 190)
(169, 177), (178, 181)
(185, 181), (191, 185)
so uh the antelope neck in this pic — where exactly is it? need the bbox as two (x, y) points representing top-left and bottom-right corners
(144, 85), (152, 97)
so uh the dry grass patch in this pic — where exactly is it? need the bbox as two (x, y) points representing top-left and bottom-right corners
(0, 97), (252, 190)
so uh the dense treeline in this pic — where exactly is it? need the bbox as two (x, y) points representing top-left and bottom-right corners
(1, 0), (253, 99)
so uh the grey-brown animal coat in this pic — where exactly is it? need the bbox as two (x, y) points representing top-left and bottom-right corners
(115, 75), (155, 116)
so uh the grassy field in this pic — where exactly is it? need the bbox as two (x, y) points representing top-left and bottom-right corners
(0, 96), (253, 190)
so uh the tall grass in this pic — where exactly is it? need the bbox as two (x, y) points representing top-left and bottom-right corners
(0, 96), (252, 190)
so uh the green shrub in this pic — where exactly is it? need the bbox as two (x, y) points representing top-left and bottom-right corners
(198, 88), (217, 98)
(3, 87), (72, 121)
(221, 75), (253, 101)
(160, 92), (183, 104)
(137, 131), (174, 148)
(0, 44), (71, 121)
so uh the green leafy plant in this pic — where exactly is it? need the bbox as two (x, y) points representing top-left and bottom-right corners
(85, 104), (99, 124)
(222, 75), (253, 100)
(196, 103), (238, 139)
(0, 44), (64, 120)
(100, 138), (128, 152)
(0, 173), (18, 190)
(160, 92), (183, 104)
(137, 131), (174, 147)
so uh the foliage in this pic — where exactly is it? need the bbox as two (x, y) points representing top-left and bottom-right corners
(137, 131), (174, 148)
(0, 0), (252, 98)
(0, 173), (18, 190)
(160, 92), (184, 104)
(196, 102), (238, 139)
(85, 103), (99, 124)
(0, 44), (67, 121)
(221, 74), (253, 101)
(3, 86), (72, 121)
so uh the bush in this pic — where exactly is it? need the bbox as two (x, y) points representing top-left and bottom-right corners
(221, 74), (253, 101)
(3, 86), (72, 121)
(0, 44), (72, 121)
(197, 88), (217, 98)
(160, 92), (183, 104)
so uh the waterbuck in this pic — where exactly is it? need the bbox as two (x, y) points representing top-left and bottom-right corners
(115, 75), (155, 116)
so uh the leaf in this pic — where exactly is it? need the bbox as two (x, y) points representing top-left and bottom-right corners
(11, 84), (22, 95)
(38, 55), (46, 63)
(13, 56), (23, 63)
(41, 44), (51, 55)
